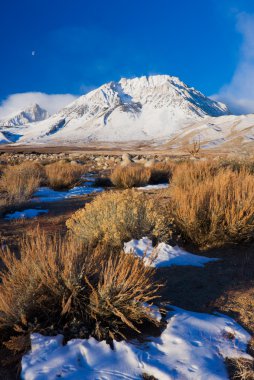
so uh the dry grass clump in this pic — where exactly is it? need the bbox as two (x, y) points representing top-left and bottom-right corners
(149, 162), (174, 184)
(171, 160), (218, 189)
(0, 163), (6, 176)
(0, 230), (161, 346)
(45, 161), (84, 190)
(111, 164), (151, 188)
(226, 358), (254, 380)
(169, 167), (254, 249)
(85, 251), (161, 339)
(0, 162), (43, 210)
(66, 189), (170, 247)
(219, 158), (254, 175)
(93, 176), (112, 187)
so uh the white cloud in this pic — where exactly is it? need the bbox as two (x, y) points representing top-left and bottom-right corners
(213, 13), (254, 114)
(0, 92), (77, 118)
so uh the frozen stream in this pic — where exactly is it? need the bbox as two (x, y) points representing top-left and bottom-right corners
(4, 176), (169, 220)
(4, 176), (104, 220)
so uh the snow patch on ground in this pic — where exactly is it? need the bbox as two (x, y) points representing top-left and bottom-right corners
(137, 183), (169, 190)
(21, 308), (251, 380)
(124, 237), (218, 268)
(5, 208), (48, 220)
(32, 185), (103, 203)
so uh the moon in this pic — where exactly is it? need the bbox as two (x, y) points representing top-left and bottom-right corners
(32, 51), (36, 56)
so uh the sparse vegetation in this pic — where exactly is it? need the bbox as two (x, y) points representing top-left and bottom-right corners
(66, 189), (170, 247)
(45, 161), (85, 190)
(0, 230), (162, 346)
(1, 152), (254, 379)
(111, 164), (151, 188)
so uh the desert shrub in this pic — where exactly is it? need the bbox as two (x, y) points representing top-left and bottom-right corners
(219, 158), (254, 175)
(85, 251), (161, 339)
(45, 161), (84, 190)
(93, 176), (112, 187)
(66, 189), (170, 247)
(0, 164), (6, 176)
(111, 164), (151, 188)
(0, 162), (43, 206)
(171, 160), (218, 189)
(0, 230), (161, 345)
(0, 198), (9, 216)
(226, 357), (254, 380)
(149, 162), (174, 184)
(142, 374), (159, 380)
(169, 167), (254, 249)
(245, 160), (254, 175)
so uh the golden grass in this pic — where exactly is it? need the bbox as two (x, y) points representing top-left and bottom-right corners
(85, 251), (162, 339)
(169, 165), (254, 249)
(0, 162), (43, 211)
(111, 164), (151, 188)
(66, 189), (170, 247)
(45, 161), (84, 190)
(226, 358), (254, 380)
(170, 160), (218, 189)
(149, 162), (174, 184)
(0, 164), (6, 176)
(218, 158), (254, 175)
(0, 229), (161, 344)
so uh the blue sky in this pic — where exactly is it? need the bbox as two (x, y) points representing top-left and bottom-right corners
(1, 0), (254, 116)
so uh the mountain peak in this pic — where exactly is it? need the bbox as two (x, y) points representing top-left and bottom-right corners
(119, 74), (183, 86)
(0, 74), (230, 144)
(0, 103), (49, 127)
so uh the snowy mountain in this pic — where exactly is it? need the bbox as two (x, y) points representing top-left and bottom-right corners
(0, 104), (48, 127)
(0, 75), (234, 146)
(164, 113), (254, 153)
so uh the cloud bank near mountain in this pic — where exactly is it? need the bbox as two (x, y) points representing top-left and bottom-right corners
(214, 12), (254, 114)
(0, 92), (77, 118)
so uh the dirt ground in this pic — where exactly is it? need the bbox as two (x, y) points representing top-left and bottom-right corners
(0, 194), (96, 247)
(0, 144), (234, 158)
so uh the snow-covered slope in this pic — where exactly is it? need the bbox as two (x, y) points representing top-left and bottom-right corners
(163, 113), (254, 152)
(0, 75), (230, 145)
(0, 103), (48, 127)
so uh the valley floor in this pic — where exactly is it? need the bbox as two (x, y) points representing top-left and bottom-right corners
(0, 154), (254, 379)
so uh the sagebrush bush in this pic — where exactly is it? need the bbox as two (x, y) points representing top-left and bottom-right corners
(218, 158), (254, 175)
(66, 189), (170, 247)
(85, 251), (162, 338)
(0, 164), (6, 176)
(171, 160), (218, 189)
(0, 162), (43, 208)
(149, 162), (174, 184)
(226, 357), (254, 380)
(45, 161), (84, 190)
(111, 164), (151, 188)
(0, 230), (161, 345)
(169, 167), (254, 249)
(0, 198), (9, 216)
